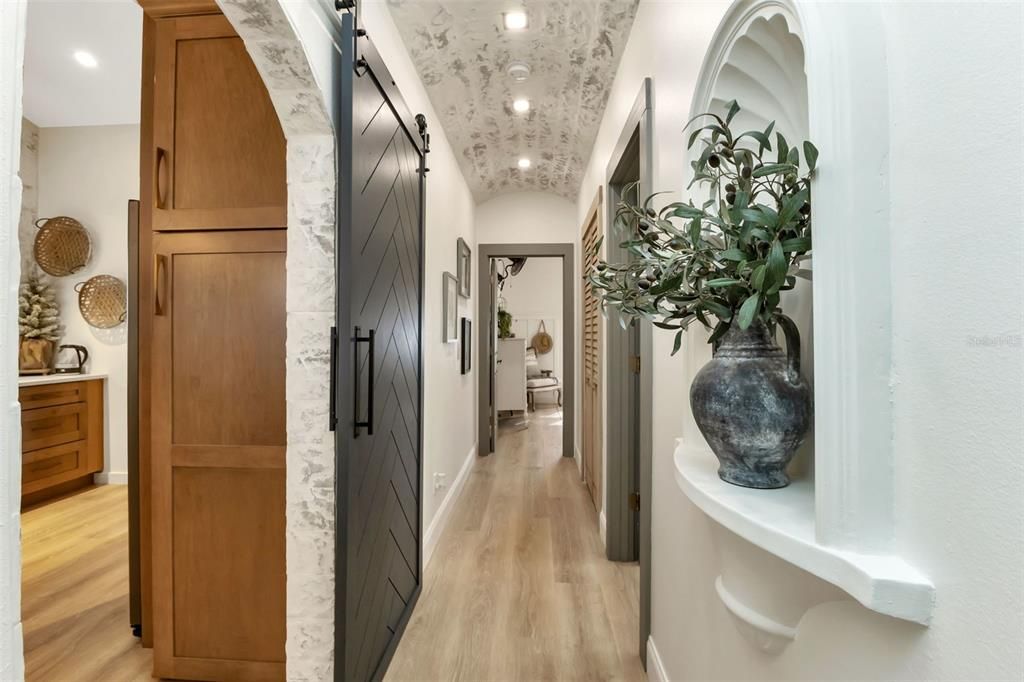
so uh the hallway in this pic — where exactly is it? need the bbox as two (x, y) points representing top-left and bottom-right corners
(387, 408), (643, 681)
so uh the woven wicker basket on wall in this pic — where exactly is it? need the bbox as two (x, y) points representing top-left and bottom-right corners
(34, 216), (92, 277)
(75, 275), (126, 329)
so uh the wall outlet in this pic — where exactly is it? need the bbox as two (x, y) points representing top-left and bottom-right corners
(433, 472), (448, 492)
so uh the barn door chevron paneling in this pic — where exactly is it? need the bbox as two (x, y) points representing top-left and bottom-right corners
(334, 14), (425, 682)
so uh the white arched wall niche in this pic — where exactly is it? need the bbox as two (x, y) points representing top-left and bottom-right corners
(672, 0), (934, 652)
(215, 1), (337, 678)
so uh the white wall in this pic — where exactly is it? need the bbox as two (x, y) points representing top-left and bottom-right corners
(0, 1), (26, 677)
(475, 190), (577, 244)
(580, 1), (1024, 680)
(35, 124), (137, 483)
(499, 256), (562, 401)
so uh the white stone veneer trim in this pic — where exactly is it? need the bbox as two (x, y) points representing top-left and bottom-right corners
(215, 2), (336, 679)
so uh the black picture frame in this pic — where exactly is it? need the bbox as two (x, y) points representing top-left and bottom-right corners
(460, 317), (472, 374)
(456, 237), (471, 298)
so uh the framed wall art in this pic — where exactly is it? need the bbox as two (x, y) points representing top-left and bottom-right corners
(443, 271), (459, 343)
(461, 317), (472, 374)
(456, 237), (471, 298)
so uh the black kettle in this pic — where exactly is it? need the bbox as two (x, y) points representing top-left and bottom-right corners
(55, 344), (89, 374)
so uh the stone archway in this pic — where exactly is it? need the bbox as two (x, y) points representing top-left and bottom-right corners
(215, 1), (338, 678)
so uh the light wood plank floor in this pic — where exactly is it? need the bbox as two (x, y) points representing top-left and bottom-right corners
(388, 407), (644, 682)
(22, 485), (154, 681)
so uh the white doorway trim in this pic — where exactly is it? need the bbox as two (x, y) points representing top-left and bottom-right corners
(0, 1), (29, 677)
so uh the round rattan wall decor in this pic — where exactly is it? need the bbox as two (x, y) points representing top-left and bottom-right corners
(34, 216), (92, 277)
(75, 275), (126, 329)
(531, 320), (554, 355)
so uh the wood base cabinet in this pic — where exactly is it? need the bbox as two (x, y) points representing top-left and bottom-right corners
(150, 230), (286, 680)
(19, 378), (104, 508)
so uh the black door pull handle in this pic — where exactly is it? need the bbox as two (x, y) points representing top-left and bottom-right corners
(329, 326), (338, 431)
(353, 326), (375, 437)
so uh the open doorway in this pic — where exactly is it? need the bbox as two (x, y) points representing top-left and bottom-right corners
(477, 243), (575, 459)
(9, 0), (322, 678)
(602, 79), (654, 666)
(17, 1), (146, 677)
(492, 256), (564, 438)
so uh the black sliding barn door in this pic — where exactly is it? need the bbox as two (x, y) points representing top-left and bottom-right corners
(333, 11), (427, 682)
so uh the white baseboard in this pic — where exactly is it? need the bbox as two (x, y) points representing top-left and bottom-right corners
(647, 636), (669, 682)
(599, 509), (607, 547)
(424, 443), (476, 567)
(94, 471), (127, 485)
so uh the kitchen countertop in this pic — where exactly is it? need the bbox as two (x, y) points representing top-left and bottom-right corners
(17, 372), (108, 387)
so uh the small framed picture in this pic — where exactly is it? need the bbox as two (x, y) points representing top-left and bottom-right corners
(456, 237), (471, 298)
(460, 317), (472, 374)
(443, 272), (458, 343)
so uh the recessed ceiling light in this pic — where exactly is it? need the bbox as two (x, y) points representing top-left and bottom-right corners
(503, 10), (528, 31)
(73, 50), (98, 68)
(512, 98), (531, 114)
(507, 62), (531, 82)
(518, 158), (531, 169)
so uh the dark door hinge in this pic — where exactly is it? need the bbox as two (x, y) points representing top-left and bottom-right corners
(629, 491), (640, 513)
(629, 355), (641, 374)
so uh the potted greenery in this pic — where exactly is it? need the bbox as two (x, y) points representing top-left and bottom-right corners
(18, 269), (64, 374)
(588, 101), (817, 489)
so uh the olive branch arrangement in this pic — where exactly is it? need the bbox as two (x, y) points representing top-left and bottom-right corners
(587, 100), (818, 354)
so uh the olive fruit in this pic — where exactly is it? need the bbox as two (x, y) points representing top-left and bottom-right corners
(725, 183), (736, 193)
(637, 280), (651, 290)
(596, 263), (606, 271)
(708, 154), (720, 168)
(800, 202), (811, 215)
(726, 192), (736, 205)
(741, 166), (752, 179)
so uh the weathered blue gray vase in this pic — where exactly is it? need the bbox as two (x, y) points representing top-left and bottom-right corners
(690, 317), (811, 489)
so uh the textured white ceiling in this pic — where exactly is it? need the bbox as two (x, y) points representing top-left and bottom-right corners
(23, 0), (142, 128)
(386, 0), (638, 200)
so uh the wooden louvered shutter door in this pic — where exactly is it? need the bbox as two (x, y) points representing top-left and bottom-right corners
(581, 190), (603, 511)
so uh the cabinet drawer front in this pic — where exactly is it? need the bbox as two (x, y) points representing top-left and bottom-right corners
(22, 440), (86, 491)
(22, 402), (88, 451)
(19, 382), (86, 409)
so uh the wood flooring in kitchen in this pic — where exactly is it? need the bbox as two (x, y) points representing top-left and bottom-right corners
(387, 407), (644, 681)
(21, 485), (154, 682)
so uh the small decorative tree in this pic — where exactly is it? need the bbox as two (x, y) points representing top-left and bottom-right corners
(19, 269), (63, 372)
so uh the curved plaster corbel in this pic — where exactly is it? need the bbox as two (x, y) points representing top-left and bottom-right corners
(714, 576), (796, 654)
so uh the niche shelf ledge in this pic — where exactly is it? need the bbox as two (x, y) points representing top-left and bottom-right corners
(673, 440), (935, 626)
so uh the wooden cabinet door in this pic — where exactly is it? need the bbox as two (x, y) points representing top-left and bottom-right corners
(582, 193), (603, 512)
(151, 229), (286, 681)
(149, 14), (285, 230)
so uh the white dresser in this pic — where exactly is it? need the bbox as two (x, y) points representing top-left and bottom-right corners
(495, 338), (527, 412)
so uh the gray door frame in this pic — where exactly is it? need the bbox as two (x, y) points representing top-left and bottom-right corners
(603, 79), (654, 666)
(477, 243), (575, 459)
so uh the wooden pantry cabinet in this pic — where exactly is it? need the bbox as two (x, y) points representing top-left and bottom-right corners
(146, 10), (286, 231)
(137, 1), (288, 679)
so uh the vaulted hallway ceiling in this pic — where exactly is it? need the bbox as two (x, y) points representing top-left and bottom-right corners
(386, 0), (639, 201)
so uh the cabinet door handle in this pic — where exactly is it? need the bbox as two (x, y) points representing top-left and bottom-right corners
(154, 254), (168, 316)
(155, 147), (169, 209)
